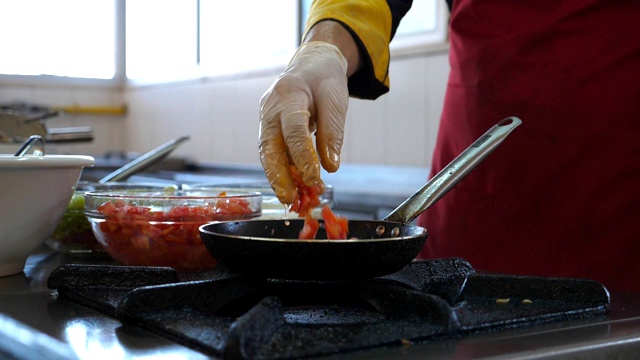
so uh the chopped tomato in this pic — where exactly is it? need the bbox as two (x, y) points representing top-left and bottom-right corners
(298, 213), (320, 239)
(321, 205), (349, 240)
(94, 195), (255, 272)
(298, 205), (349, 240)
(287, 165), (349, 239)
(288, 165), (321, 217)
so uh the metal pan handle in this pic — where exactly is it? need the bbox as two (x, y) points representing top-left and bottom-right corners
(98, 135), (190, 183)
(384, 116), (522, 224)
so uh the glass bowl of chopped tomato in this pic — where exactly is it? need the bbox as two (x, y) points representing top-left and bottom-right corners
(84, 189), (262, 272)
(182, 182), (334, 219)
(47, 182), (178, 255)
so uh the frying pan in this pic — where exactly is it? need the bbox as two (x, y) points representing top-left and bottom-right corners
(200, 117), (522, 281)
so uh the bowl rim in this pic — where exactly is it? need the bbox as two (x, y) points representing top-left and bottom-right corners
(75, 181), (179, 192)
(182, 181), (334, 196)
(84, 188), (263, 201)
(84, 189), (263, 220)
(0, 155), (95, 168)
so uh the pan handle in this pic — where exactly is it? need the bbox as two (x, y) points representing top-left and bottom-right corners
(384, 116), (522, 224)
(98, 135), (190, 183)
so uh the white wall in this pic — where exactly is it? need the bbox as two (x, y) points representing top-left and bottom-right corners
(0, 85), (126, 156)
(1, 50), (450, 168)
(344, 51), (449, 166)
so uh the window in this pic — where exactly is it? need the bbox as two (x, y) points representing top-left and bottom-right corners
(0, 0), (446, 84)
(0, 0), (116, 80)
(125, 0), (199, 81)
(300, 0), (448, 53)
(126, 0), (299, 81)
(389, 0), (449, 53)
(395, 0), (440, 36)
(198, 1), (298, 77)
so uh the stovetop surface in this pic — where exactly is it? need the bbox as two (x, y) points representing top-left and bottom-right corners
(1, 246), (639, 360)
(47, 252), (609, 359)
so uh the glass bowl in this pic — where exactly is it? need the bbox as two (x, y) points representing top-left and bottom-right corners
(47, 182), (178, 255)
(84, 189), (262, 272)
(182, 181), (334, 219)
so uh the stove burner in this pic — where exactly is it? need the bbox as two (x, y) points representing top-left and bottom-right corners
(48, 259), (609, 359)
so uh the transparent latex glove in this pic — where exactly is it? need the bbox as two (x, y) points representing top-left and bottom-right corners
(259, 41), (349, 204)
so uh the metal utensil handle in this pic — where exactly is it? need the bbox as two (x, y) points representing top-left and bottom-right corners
(14, 135), (45, 156)
(98, 135), (190, 183)
(384, 117), (522, 224)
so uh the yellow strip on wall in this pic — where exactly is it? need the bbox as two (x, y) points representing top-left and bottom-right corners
(56, 105), (127, 116)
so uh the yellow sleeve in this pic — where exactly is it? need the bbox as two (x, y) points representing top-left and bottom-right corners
(303, 0), (395, 99)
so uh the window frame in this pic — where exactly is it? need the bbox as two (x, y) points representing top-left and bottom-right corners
(389, 0), (450, 57)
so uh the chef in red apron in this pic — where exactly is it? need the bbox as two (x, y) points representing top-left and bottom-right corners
(259, 0), (640, 292)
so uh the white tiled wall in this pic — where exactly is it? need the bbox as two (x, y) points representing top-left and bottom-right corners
(124, 75), (275, 166)
(1, 50), (449, 168)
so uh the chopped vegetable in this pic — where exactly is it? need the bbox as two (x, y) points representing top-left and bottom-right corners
(298, 213), (320, 239)
(94, 195), (254, 271)
(287, 166), (349, 240)
(288, 165), (321, 217)
(49, 193), (103, 253)
(496, 298), (511, 304)
(298, 205), (349, 240)
(321, 205), (349, 240)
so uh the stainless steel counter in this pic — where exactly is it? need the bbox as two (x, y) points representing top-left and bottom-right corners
(0, 247), (209, 360)
(1, 245), (639, 359)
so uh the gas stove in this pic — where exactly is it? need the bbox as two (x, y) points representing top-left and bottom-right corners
(47, 258), (609, 359)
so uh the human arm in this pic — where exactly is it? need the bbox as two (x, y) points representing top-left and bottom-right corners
(259, 0), (412, 204)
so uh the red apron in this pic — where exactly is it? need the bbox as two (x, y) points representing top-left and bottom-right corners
(417, 0), (640, 292)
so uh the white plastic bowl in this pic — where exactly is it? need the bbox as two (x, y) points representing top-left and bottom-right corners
(0, 154), (94, 276)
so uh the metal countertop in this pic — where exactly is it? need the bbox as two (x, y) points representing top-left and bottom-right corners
(0, 246), (639, 359)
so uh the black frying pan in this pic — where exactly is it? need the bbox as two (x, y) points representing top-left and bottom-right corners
(200, 117), (522, 281)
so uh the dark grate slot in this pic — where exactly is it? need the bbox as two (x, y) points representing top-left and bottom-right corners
(48, 264), (181, 317)
(48, 259), (610, 359)
(454, 273), (611, 331)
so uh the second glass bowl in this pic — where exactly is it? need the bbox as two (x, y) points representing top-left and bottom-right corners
(182, 181), (334, 219)
(47, 182), (178, 255)
(84, 189), (262, 272)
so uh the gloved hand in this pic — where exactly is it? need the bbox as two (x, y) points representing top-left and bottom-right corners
(259, 41), (349, 204)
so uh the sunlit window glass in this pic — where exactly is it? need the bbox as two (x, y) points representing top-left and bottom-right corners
(395, 0), (438, 36)
(198, 0), (298, 76)
(126, 0), (198, 80)
(0, 0), (115, 79)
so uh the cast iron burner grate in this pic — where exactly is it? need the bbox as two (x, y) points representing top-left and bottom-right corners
(47, 259), (610, 359)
